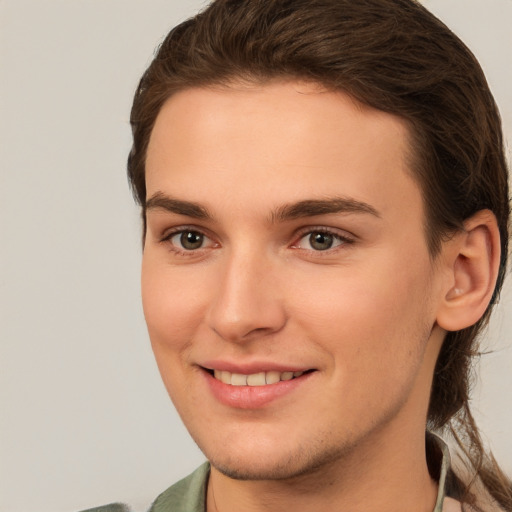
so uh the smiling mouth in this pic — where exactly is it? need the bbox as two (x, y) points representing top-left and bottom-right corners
(206, 369), (314, 386)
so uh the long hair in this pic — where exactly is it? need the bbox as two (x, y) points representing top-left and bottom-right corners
(128, 1), (511, 508)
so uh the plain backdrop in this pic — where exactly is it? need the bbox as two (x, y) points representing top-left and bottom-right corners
(1, 1), (511, 511)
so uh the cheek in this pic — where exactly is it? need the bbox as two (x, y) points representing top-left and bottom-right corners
(288, 257), (435, 371)
(293, 271), (433, 423)
(141, 258), (208, 348)
(141, 260), (208, 406)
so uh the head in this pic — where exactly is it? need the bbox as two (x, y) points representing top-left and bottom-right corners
(128, 0), (510, 505)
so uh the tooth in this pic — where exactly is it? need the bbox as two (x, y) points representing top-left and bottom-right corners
(215, 369), (306, 386)
(265, 371), (281, 384)
(231, 373), (248, 386)
(247, 372), (266, 386)
(220, 371), (232, 384)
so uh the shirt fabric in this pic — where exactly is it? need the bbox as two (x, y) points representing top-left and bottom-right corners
(82, 435), (453, 512)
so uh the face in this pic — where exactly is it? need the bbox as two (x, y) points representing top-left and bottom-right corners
(142, 81), (447, 480)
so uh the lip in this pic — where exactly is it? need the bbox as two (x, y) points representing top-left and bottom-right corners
(201, 359), (310, 374)
(200, 365), (316, 409)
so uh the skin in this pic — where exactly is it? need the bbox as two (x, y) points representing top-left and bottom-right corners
(142, 81), (466, 512)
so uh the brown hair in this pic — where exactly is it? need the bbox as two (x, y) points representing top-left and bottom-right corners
(128, 0), (511, 508)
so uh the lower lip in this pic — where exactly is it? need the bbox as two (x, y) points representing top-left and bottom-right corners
(203, 370), (314, 409)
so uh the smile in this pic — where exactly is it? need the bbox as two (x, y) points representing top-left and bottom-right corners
(212, 369), (306, 386)
(203, 367), (316, 409)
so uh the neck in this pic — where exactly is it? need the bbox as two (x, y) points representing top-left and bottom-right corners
(207, 423), (438, 512)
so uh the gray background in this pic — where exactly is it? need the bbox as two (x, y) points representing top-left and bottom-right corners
(1, 1), (511, 511)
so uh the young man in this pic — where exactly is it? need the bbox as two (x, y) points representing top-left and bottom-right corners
(91, 1), (511, 511)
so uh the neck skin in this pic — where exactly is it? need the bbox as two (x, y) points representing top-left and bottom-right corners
(206, 328), (445, 512)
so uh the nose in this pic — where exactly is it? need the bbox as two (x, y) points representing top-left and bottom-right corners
(206, 249), (287, 343)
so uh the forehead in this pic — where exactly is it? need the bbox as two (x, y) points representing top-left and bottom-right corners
(145, 81), (422, 227)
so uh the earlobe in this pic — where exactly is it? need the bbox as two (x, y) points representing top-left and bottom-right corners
(436, 210), (501, 332)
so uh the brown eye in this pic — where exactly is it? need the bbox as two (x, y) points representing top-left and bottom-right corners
(309, 232), (334, 251)
(165, 228), (217, 254)
(179, 231), (204, 250)
(293, 229), (351, 252)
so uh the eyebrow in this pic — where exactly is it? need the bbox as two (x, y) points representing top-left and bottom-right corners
(145, 192), (380, 223)
(145, 192), (212, 219)
(270, 197), (380, 223)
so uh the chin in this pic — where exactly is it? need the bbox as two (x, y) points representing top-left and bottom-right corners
(211, 458), (302, 481)
(203, 437), (349, 482)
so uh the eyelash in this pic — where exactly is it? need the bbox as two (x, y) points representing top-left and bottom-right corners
(160, 227), (217, 256)
(292, 227), (355, 253)
(159, 226), (355, 256)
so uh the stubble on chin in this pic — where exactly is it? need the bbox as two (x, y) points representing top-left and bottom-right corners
(204, 432), (360, 484)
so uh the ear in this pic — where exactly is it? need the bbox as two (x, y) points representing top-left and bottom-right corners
(436, 210), (501, 332)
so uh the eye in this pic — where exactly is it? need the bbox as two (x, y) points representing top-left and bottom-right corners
(294, 230), (350, 251)
(166, 230), (213, 251)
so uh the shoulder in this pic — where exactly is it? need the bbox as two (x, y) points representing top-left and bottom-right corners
(79, 463), (210, 512)
(79, 505), (131, 512)
(148, 462), (210, 512)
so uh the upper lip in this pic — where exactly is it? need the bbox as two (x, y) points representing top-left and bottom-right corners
(200, 360), (314, 374)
